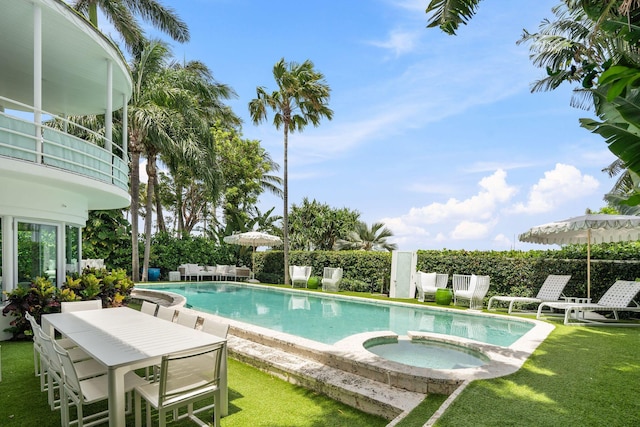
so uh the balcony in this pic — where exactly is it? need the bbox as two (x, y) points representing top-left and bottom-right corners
(0, 108), (128, 192)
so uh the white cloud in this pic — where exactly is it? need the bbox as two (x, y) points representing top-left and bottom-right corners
(368, 30), (420, 57)
(493, 233), (512, 248)
(451, 220), (493, 240)
(381, 169), (517, 246)
(399, 169), (517, 225)
(510, 163), (600, 214)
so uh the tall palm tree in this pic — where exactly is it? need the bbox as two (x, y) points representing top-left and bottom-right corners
(335, 221), (398, 252)
(248, 58), (333, 285)
(72, 0), (189, 54)
(137, 51), (238, 281)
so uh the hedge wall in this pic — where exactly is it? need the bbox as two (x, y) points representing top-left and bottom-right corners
(143, 235), (640, 301)
(255, 249), (640, 301)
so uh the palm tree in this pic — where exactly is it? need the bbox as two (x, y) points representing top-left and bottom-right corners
(425, 0), (481, 35)
(72, 0), (189, 54)
(248, 58), (333, 285)
(137, 49), (238, 281)
(335, 221), (398, 252)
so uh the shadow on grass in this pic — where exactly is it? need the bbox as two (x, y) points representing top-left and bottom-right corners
(0, 341), (388, 427)
(433, 320), (640, 427)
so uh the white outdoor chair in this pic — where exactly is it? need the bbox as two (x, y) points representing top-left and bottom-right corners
(180, 264), (201, 281)
(321, 267), (343, 292)
(26, 312), (86, 390)
(176, 310), (199, 329)
(537, 280), (640, 325)
(415, 272), (449, 302)
(201, 318), (230, 338)
(134, 343), (225, 427)
(25, 312), (44, 378)
(55, 341), (146, 427)
(38, 328), (108, 411)
(234, 267), (251, 282)
(487, 274), (571, 314)
(155, 306), (177, 322)
(453, 274), (490, 310)
(61, 299), (103, 313)
(141, 301), (158, 316)
(216, 265), (230, 281)
(198, 266), (217, 281)
(289, 265), (312, 288)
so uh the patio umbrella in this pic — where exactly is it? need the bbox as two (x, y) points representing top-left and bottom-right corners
(518, 214), (640, 299)
(223, 231), (282, 282)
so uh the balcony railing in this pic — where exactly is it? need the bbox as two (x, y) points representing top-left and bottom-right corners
(0, 104), (129, 191)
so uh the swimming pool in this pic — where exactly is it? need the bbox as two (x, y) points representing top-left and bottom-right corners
(135, 281), (553, 397)
(136, 282), (533, 346)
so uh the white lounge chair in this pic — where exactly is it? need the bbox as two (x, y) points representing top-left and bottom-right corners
(453, 274), (490, 310)
(321, 267), (343, 291)
(537, 280), (640, 325)
(415, 272), (449, 302)
(289, 265), (312, 288)
(487, 275), (571, 314)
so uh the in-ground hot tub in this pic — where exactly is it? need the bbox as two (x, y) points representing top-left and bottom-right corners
(364, 335), (489, 369)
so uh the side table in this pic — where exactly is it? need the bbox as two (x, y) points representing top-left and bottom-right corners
(168, 271), (181, 281)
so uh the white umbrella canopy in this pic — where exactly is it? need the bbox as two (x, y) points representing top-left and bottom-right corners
(519, 214), (640, 298)
(223, 231), (282, 282)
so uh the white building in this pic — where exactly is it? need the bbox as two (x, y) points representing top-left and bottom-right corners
(0, 0), (132, 295)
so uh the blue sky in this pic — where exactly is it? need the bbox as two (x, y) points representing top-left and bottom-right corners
(132, 0), (617, 251)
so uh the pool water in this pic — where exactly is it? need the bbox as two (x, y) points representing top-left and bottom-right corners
(364, 338), (488, 369)
(137, 282), (533, 346)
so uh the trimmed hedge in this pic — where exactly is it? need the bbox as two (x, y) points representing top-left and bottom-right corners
(144, 235), (640, 301)
(256, 249), (640, 301)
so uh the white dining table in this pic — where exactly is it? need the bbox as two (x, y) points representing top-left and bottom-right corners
(42, 307), (227, 427)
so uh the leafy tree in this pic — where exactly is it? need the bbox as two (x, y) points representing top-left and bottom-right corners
(82, 209), (132, 272)
(72, 0), (189, 54)
(289, 198), (360, 251)
(249, 58), (333, 285)
(335, 221), (398, 252)
(213, 126), (283, 232)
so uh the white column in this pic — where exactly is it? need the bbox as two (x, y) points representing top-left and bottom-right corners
(105, 60), (113, 153)
(122, 93), (128, 158)
(57, 224), (65, 287)
(33, 4), (43, 163)
(2, 216), (15, 294)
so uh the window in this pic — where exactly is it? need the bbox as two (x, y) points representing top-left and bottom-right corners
(17, 222), (57, 285)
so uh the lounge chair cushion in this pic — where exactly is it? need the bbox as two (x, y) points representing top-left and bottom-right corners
(420, 272), (437, 291)
(293, 266), (306, 277)
(332, 269), (342, 280)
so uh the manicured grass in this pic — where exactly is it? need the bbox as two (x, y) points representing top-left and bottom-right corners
(0, 341), (387, 426)
(434, 318), (640, 426)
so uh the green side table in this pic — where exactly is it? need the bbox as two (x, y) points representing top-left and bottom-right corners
(435, 288), (453, 305)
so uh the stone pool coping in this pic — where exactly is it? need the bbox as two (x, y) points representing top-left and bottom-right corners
(133, 283), (554, 395)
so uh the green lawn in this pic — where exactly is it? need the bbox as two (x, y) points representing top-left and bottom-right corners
(431, 317), (640, 427)
(0, 341), (387, 426)
(3, 298), (639, 426)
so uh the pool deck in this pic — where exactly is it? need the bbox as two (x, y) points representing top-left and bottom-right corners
(131, 286), (554, 423)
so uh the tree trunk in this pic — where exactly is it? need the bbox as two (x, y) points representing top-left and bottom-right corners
(153, 171), (166, 232)
(283, 125), (290, 286)
(129, 146), (141, 282)
(142, 153), (157, 282)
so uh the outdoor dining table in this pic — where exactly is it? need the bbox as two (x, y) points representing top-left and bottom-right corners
(42, 306), (228, 427)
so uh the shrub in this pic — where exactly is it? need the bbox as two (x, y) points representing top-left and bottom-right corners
(2, 268), (135, 340)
